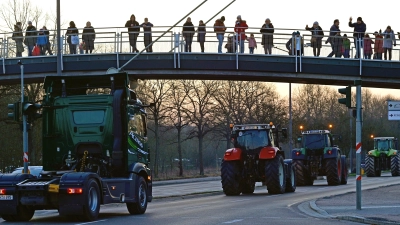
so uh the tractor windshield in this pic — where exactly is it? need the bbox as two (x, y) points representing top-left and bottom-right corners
(236, 130), (270, 150)
(302, 134), (327, 149)
(375, 140), (391, 151)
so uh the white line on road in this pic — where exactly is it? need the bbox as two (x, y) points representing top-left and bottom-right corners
(75, 219), (107, 225)
(185, 204), (210, 209)
(229, 199), (249, 202)
(223, 219), (244, 224)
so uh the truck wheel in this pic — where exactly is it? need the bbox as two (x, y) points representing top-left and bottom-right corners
(81, 178), (100, 221)
(1, 214), (16, 222)
(292, 160), (313, 186)
(391, 154), (400, 176)
(340, 155), (348, 185)
(365, 155), (380, 177)
(285, 160), (296, 192)
(265, 155), (286, 194)
(127, 176), (148, 214)
(325, 155), (342, 186)
(221, 160), (242, 196)
(241, 179), (255, 194)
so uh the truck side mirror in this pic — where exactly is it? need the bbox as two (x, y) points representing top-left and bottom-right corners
(281, 128), (287, 138)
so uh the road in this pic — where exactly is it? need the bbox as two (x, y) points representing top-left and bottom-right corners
(1, 174), (400, 225)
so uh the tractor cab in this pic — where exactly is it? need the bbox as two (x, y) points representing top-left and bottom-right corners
(297, 130), (335, 150)
(374, 137), (398, 151)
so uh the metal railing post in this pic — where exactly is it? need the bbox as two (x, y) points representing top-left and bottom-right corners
(300, 36), (302, 72)
(236, 33), (239, 70)
(359, 38), (362, 75)
(178, 32), (181, 68)
(61, 36), (64, 71)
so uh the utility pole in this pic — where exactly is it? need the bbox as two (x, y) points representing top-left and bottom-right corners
(56, 0), (61, 76)
(289, 83), (293, 152)
(18, 61), (29, 174)
(355, 80), (362, 210)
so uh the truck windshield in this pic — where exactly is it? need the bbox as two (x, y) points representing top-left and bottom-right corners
(236, 130), (269, 150)
(303, 134), (326, 149)
(376, 140), (390, 150)
(73, 110), (105, 124)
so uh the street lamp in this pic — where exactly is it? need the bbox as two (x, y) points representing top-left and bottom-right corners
(370, 134), (374, 139)
(299, 125), (304, 131)
(329, 124), (333, 129)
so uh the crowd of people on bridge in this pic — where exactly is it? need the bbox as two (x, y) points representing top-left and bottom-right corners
(10, 14), (400, 60)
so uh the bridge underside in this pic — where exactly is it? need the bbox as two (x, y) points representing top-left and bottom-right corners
(1, 53), (399, 89)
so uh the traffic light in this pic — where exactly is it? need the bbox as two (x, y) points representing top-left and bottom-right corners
(22, 101), (42, 122)
(7, 102), (20, 122)
(338, 86), (351, 108)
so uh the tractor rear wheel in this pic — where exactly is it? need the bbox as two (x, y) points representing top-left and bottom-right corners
(340, 155), (348, 185)
(325, 155), (342, 186)
(391, 154), (400, 176)
(265, 155), (286, 194)
(293, 160), (313, 186)
(284, 160), (296, 192)
(365, 155), (381, 177)
(221, 160), (242, 196)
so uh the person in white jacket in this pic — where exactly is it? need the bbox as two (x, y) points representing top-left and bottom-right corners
(381, 26), (396, 60)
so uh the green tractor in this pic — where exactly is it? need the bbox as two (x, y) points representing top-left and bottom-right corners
(365, 137), (400, 177)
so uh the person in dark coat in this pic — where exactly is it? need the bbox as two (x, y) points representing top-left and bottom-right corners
(286, 31), (304, 56)
(182, 17), (195, 52)
(197, 20), (206, 53)
(42, 26), (53, 55)
(332, 31), (343, 58)
(12, 22), (24, 57)
(305, 21), (324, 57)
(24, 21), (37, 56)
(82, 21), (96, 54)
(260, 18), (274, 54)
(326, 19), (340, 57)
(66, 21), (79, 54)
(125, 14), (140, 53)
(348, 16), (366, 58)
(140, 18), (153, 52)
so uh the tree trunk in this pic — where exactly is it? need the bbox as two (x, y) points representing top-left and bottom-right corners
(177, 127), (183, 176)
(198, 134), (204, 176)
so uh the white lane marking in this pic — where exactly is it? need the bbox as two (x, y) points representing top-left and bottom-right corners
(223, 219), (244, 224)
(262, 217), (280, 219)
(229, 199), (249, 202)
(185, 204), (210, 209)
(317, 187), (329, 190)
(75, 220), (107, 225)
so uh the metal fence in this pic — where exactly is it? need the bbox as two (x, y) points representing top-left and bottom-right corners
(2, 26), (400, 61)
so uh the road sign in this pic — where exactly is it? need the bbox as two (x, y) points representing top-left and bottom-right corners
(388, 111), (400, 120)
(388, 101), (400, 111)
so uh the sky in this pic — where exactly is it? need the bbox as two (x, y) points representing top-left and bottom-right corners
(3, 0), (400, 98)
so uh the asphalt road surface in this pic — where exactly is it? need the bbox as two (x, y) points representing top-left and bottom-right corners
(1, 174), (400, 225)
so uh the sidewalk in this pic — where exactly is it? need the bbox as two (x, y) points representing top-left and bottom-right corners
(307, 184), (400, 225)
(153, 176), (221, 186)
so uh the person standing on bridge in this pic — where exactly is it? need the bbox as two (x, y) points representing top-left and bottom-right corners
(24, 21), (37, 57)
(66, 21), (79, 54)
(382, 26), (396, 61)
(82, 21), (96, 54)
(234, 15), (248, 53)
(373, 31), (383, 60)
(42, 26), (53, 55)
(12, 22), (24, 57)
(326, 19), (340, 57)
(214, 16), (226, 53)
(36, 29), (48, 56)
(182, 17), (195, 52)
(286, 31), (304, 56)
(342, 34), (351, 58)
(125, 14), (140, 53)
(140, 18), (153, 53)
(260, 18), (274, 55)
(305, 21), (324, 57)
(348, 16), (366, 59)
(197, 20), (206, 53)
(363, 34), (374, 59)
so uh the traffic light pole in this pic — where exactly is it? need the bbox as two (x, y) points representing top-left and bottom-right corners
(355, 80), (362, 210)
(19, 62), (29, 174)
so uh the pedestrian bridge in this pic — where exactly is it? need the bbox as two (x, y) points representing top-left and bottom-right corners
(1, 26), (399, 88)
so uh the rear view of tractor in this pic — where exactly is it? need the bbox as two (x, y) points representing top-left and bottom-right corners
(221, 123), (295, 195)
(291, 130), (348, 186)
(365, 137), (400, 177)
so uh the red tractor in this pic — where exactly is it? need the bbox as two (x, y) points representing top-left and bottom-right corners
(221, 123), (295, 195)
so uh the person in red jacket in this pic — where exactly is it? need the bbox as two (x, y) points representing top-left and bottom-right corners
(373, 31), (383, 60)
(234, 15), (248, 53)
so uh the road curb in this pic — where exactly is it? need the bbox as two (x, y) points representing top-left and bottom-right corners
(336, 215), (400, 225)
(153, 176), (221, 186)
(309, 200), (333, 217)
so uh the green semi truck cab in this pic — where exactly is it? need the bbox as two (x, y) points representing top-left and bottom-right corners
(365, 137), (400, 177)
(0, 72), (153, 222)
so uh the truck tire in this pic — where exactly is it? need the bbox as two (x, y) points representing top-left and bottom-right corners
(340, 155), (348, 185)
(221, 160), (242, 196)
(292, 160), (313, 186)
(325, 155), (342, 186)
(365, 155), (381, 177)
(241, 179), (255, 194)
(1, 205), (34, 222)
(265, 155), (286, 194)
(81, 178), (100, 221)
(127, 176), (148, 214)
(285, 160), (296, 192)
(391, 154), (400, 176)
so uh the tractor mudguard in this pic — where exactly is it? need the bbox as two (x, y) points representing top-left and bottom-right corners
(387, 149), (398, 157)
(367, 149), (380, 157)
(0, 173), (34, 215)
(291, 148), (306, 160)
(323, 147), (340, 159)
(259, 147), (279, 159)
(223, 148), (242, 161)
(58, 172), (102, 216)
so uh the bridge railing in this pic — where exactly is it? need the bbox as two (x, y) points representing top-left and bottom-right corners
(1, 26), (400, 60)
